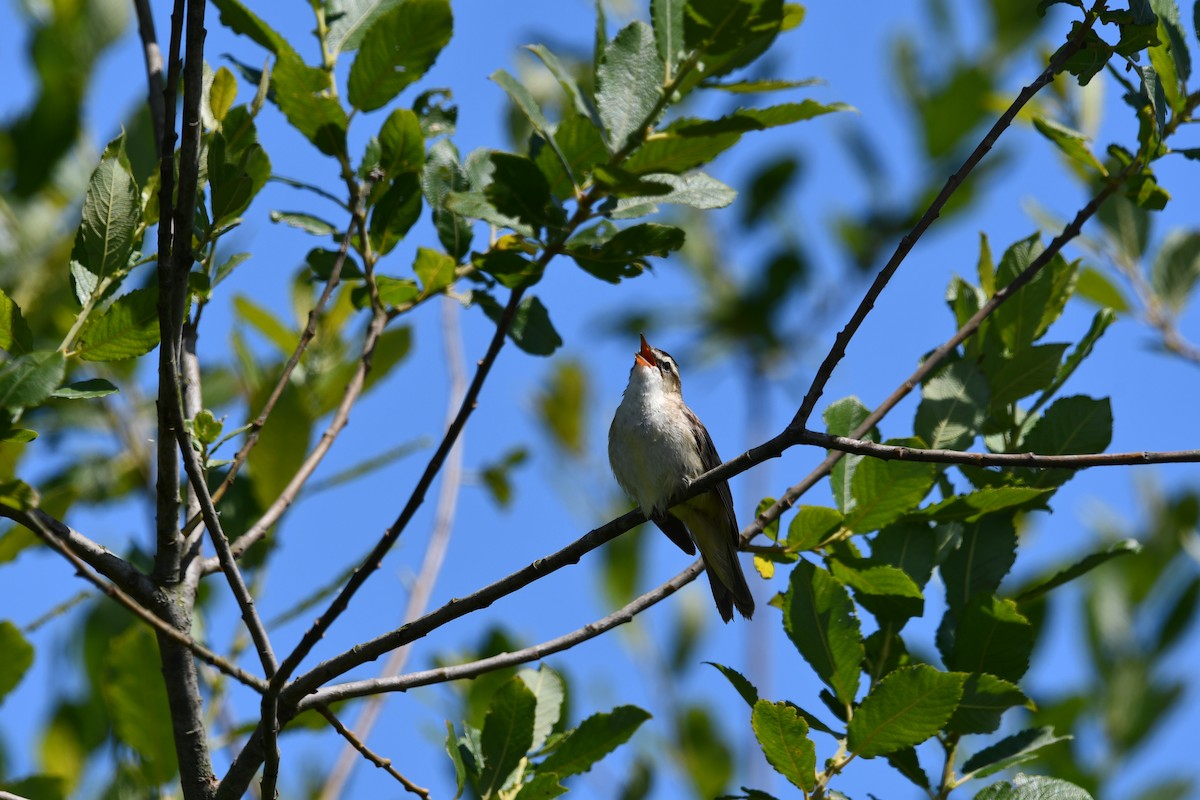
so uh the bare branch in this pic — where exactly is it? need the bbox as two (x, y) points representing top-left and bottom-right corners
(312, 703), (431, 800)
(132, 0), (166, 152)
(804, 431), (1200, 469)
(791, 7), (1102, 430)
(321, 297), (468, 799)
(303, 561), (705, 706)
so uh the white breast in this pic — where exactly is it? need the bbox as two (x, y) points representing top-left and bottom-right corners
(608, 367), (704, 516)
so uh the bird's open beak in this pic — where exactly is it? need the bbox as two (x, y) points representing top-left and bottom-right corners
(635, 334), (656, 368)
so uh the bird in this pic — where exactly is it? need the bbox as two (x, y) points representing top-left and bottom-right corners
(608, 334), (755, 622)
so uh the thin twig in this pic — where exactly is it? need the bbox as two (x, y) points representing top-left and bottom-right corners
(804, 431), (1200, 468)
(320, 297), (468, 799)
(14, 507), (267, 692)
(790, 6), (1101, 430)
(312, 704), (431, 799)
(196, 210), (357, 529)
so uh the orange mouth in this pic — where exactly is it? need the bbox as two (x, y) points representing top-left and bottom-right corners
(635, 334), (656, 368)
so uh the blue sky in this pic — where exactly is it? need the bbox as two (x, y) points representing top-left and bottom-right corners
(2, 1), (1199, 798)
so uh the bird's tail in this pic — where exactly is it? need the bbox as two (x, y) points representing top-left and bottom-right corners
(705, 552), (755, 623)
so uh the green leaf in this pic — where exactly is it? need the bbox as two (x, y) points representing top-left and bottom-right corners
(272, 52), (348, 157)
(567, 222), (684, 283)
(1056, 23), (1114, 85)
(597, 21), (664, 151)
(702, 77), (822, 92)
(0, 620), (34, 702)
(1016, 538), (1141, 603)
(474, 293), (562, 356)
(623, 131), (741, 175)
(473, 250), (544, 290)
(0, 288), (33, 354)
(534, 114), (607, 199)
(668, 101), (853, 136)
(975, 774), (1092, 799)
(1150, 231), (1200, 313)
(964, 730), (1073, 781)
(871, 522), (936, 588)
(490, 68), (554, 139)
(949, 595), (1034, 682)
(247, 382), (313, 511)
(210, 0), (291, 55)
(485, 153), (552, 233)
(347, 0), (452, 111)
(846, 665), (965, 758)
(787, 505), (844, 551)
(946, 673), (1033, 735)
(941, 515), (1018, 615)
(1150, 0), (1191, 79)
(208, 131), (271, 228)
(233, 295), (296, 356)
(209, 66), (238, 123)
(535, 358), (588, 455)
(913, 488), (1050, 524)
(1073, 268), (1130, 312)
(523, 45), (600, 125)
(101, 626), (178, 784)
(0, 351), (66, 409)
(1033, 117), (1108, 175)
(751, 700), (815, 792)
(415, 246), (457, 296)
(915, 360), (989, 450)
(517, 666), (565, 753)
(324, 0), (406, 56)
(991, 234), (1056, 351)
(369, 173), (423, 255)
(612, 171), (737, 213)
(829, 558), (924, 622)
(1017, 395), (1112, 486)
(984, 343), (1069, 409)
(539, 705), (650, 778)
(307, 248), (363, 280)
(651, 0), (685, 76)
(378, 108), (426, 179)
(445, 191), (533, 238)
(706, 661), (760, 708)
(682, 0), (785, 82)
(514, 774), (568, 800)
(823, 396), (873, 511)
(423, 141), (474, 259)
(782, 560), (863, 706)
(72, 134), (140, 281)
(50, 378), (119, 400)
(269, 210), (337, 237)
(478, 676), (537, 796)
(445, 721), (470, 799)
(845, 438), (936, 533)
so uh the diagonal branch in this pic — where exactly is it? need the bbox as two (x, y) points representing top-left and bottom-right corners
(790, 5), (1102, 430)
(312, 703), (431, 800)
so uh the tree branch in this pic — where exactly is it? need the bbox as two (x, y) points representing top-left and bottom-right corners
(132, 0), (166, 152)
(312, 703), (431, 800)
(320, 297), (468, 799)
(790, 6), (1101, 430)
(804, 431), (1200, 468)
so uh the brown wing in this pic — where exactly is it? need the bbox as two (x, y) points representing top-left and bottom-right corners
(653, 513), (697, 555)
(685, 405), (738, 534)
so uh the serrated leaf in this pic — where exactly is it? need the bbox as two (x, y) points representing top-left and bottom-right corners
(845, 438), (936, 533)
(534, 114), (607, 199)
(706, 662), (759, 708)
(871, 522), (936, 588)
(347, 0), (452, 111)
(0, 351), (66, 409)
(101, 626), (178, 784)
(324, 0), (406, 56)
(567, 222), (684, 282)
(623, 131), (741, 175)
(192, 409), (224, 446)
(975, 774), (1092, 799)
(823, 396), (873, 511)
(752, 700), (815, 792)
(682, 0), (785, 82)
(597, 21), (664, 151)
(991, 234), (1056, 351)
(369, 173), (423, 255)
(478, 677), (537, 796)
(964, 730), (1073, 781)
(782, 560), (863, 707)
(669, 101), (852, 137)
(210, 0), (291, 55)
(0, 620), (34, 702)
(0, 289), (33, 355)
(485, 153), (552, 233)
(50, 379), (119, 400)
(1016, 538), (1141, 603)
(986, 343), (1070, 410)
(846, 665), (965, 758)
(612, 172), (737, 214)
(915, 360), (989, 450)
(947, 673), (1032, 735)
(652, 0), (685, 75)
(1017, 395), (1112, 487)
(208, 131), (270, 228)
(72, 135), (140, 281)
(949, 595), (1034, 682)
(474, 293), (562, 356)
(913, 487), (1051, 524)
(538, 706), (650, 778)
(829, 558), (924, 622)
(378, 108), (425, 179)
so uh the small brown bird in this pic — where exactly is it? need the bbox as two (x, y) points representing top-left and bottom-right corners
(608, 335), (754, 622)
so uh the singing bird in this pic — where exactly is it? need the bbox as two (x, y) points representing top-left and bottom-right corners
(608, 335), (755, 622)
